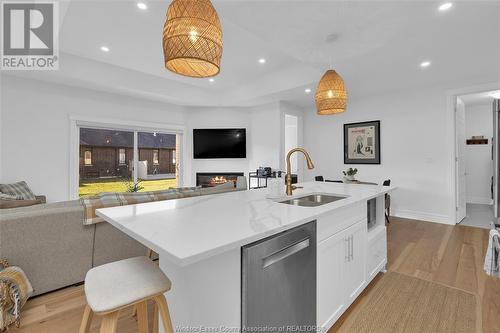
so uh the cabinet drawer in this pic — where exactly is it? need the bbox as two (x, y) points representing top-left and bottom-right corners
(317, 201), (366, 242)
(367, 226), (387, 281)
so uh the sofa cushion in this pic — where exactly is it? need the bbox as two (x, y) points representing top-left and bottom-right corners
(0, 193), (21, 200)
(0, 200), (93, 296)
(0, 199), (42, 209)
(80, 194), (122, 225)
(0, 181), (36, 200)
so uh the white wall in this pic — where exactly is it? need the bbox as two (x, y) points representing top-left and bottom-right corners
(0, 75), (186, 202)
(184, 102), (286, 188)
(185, 107), (253, 186)
(0, 76), (292, 201)
(284, 114), (299, 172)
(249, 102), (282, 172)
(464, 104), (493, 204)
(303, 86), (453, 224)
(280, 102), (305, 180)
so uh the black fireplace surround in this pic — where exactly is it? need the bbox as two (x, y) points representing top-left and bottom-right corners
(196, 172), (244, 188)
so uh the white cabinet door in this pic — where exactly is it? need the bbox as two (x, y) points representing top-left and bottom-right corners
(367, 227), (387, 282)
(344, 221), (367, 305)
(317, 230), (348, 328)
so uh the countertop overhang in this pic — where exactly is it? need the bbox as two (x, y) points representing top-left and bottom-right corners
(97, 182), (396, 266)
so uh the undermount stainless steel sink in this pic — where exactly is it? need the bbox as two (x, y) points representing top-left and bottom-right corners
(279, 193), (348, 207)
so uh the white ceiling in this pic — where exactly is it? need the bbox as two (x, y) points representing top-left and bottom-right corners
(8, 0), (500, 108)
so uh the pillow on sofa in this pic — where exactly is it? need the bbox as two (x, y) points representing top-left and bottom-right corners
(0, 199), (42, 209)
(0, 193), (21, 200)
(0, 181), (36, 200)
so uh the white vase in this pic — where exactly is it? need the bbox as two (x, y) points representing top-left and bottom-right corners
(343, 175), (355, 183)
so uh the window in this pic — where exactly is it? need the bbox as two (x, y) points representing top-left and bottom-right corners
(172, 150), (176, 164)
(77, 126), (180, 197)
(118, 148), (126, 165)
(84, 150), (92, 165)
(153, 149), (159, 165)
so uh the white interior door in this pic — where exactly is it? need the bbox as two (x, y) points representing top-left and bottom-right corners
(456, 97), (467, 223)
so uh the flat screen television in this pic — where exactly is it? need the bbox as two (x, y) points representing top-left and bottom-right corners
(193, 128), (246, 159)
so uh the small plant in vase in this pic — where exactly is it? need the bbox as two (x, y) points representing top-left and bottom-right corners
(342, 168), (358, 183)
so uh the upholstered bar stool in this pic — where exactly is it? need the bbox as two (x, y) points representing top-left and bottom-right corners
(79, 256), (174, 333)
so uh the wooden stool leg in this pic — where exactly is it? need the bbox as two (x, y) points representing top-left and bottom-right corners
(154, 295), (174, 333)
(99, 311), (120, 333)
(79, 305), (94, 333)
(152, 302), (159, 333)
(136, 301), (149, 333)
(132, 305), (137, 318)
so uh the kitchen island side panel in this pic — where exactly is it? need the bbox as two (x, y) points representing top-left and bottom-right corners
(158, 247), (241, 333)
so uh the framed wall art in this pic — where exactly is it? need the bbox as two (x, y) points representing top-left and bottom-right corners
(344, 120), (380, 164)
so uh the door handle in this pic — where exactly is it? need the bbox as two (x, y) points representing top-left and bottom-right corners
(350, 235), (354, 261)
(347, 236), (352, 262)
(262, 238), (310, 268)
(345, 237), (349, 262)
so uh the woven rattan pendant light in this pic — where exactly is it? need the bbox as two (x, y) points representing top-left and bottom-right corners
(163, 0), (223, 78)
(315, 69), (347, 115)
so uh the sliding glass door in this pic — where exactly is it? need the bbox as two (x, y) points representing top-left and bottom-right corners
(136, 131), (177, 192)
(78, 127), (180, 197)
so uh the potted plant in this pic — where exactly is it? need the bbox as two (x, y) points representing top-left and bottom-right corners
(342, 168), (358, 182)
(124, 178), (144, 193)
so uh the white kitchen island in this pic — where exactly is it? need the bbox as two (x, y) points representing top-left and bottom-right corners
(97, 182), (395, 332)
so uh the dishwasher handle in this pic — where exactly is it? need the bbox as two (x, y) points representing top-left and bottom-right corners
(262, 238), (310, 269)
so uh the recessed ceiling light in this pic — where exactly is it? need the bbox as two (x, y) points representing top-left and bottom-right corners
(438, 2), (453, 11)
(490, 91), (500, 99)
(100, 46), (110, 52)
(305, 88), (312, 94)
(420, 61), (431, 68)
(258, 58), (266, 64)
(208, 78), (215, 83)
(137, 2), (148, 10)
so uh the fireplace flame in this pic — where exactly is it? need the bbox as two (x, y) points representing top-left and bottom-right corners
(211, 176), (228, 185)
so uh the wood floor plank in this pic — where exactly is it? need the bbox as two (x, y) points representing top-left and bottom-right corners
(455, 243), (478, 293)
(433, 226), (466, 286)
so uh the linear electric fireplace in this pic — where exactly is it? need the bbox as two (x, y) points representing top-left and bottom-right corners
(196, 172), (244, 188)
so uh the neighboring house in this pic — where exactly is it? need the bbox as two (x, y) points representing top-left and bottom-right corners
(79, 128), (176, 179)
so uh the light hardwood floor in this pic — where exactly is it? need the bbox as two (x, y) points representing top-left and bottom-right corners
(14, 217), (500, 333)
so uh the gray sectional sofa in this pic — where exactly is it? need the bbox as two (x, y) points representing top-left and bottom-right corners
(0, 182), (246, 296)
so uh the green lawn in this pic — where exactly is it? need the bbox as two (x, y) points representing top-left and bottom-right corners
(79, 178), (177, 197)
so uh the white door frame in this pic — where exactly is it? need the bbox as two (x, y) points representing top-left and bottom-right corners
(447, 81), (500, 224)
(280, 104), (304, 179)
(69, 115), (186, 200)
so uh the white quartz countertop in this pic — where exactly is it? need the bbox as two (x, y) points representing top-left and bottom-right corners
(97, 182), (395, 266)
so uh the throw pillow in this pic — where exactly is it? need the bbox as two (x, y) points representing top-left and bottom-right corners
(0, 181), (36, 200)
(0, 193), (21, 200)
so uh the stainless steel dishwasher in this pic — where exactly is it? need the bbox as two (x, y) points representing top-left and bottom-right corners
(242, 221), (316, 332)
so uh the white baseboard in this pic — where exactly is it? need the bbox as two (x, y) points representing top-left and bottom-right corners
(466, 196), (492, 205)
(392, 209), (453, 225)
